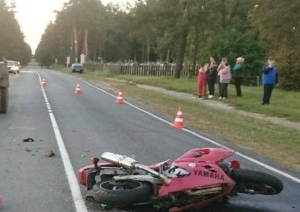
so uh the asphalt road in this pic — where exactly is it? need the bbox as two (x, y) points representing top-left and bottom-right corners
(0, 64), (299, 212)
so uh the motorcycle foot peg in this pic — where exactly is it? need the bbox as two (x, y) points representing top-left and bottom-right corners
(85, 190), (96, 202)
(99, 204), (110, 210)
(86, 196), (95, 202)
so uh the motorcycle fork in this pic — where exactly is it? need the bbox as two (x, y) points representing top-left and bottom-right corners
(87, 170), (98, 190)
(87, 158), (101, 190)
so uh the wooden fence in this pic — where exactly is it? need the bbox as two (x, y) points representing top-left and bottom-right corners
(86, 63), (201, 76)
(121, 64), (178, 76)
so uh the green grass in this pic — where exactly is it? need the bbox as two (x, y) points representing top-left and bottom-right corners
(110, 75), (300, 122)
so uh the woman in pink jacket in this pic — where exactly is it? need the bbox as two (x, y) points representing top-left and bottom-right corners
(218, 61), (231, 99)
(197, 63), (208, 99)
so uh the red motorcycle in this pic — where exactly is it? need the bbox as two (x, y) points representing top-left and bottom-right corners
(78, 147), (283, 211)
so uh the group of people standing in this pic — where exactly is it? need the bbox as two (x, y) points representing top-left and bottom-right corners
(197, 56), (279, 105)
(197, 56), (245, 100)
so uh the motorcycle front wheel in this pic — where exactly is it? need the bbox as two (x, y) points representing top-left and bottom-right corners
(231, 169), (283, 195)
(92, 180), (152, 206)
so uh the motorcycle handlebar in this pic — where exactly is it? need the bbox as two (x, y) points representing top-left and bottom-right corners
(135, 164), (171, 185)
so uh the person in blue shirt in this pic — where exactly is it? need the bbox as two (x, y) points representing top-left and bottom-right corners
(262, 59), (278, 105)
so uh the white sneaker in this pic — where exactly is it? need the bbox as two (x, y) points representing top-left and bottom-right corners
(209, 95), (214, 99)
(218, 97), (222, 100)
(222, 97), (226, 99)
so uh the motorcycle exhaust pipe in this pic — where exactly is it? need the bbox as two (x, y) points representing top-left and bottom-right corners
(101, 152), (171, 184)
(101, 152), (138, 169)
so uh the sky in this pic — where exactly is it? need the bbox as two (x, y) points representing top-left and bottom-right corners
(6, 0), (131, 54)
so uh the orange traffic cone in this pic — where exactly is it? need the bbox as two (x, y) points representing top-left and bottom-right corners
(171, 106), (184, 129)
(115, 91), (125, 104)
(40, 78), (47, 87)
(74, 83), (82, 94)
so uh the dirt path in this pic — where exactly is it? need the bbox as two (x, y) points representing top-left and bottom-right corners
(137, 84), (300, 131)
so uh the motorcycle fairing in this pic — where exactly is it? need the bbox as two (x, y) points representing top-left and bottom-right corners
(159, 162), (235, 196)
(174, 148), (235, 163)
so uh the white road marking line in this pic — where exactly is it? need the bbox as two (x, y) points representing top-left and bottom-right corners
(84, 80), (300, 184)
(37, 72), (88, 212)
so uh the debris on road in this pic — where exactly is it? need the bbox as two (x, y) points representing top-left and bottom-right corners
(23, 138), (34, 142)
(44, 149), (55, 157)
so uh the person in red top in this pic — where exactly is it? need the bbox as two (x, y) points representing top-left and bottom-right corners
(197, 63), (209, 99)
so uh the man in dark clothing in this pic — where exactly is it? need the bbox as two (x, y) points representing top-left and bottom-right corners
(206, 57), (217, 99)
(262, 60), (278, 105)
(232, 57), (245, 96)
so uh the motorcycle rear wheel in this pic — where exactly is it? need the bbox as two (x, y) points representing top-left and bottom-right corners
(231, 169), (283, 195)
(92, 180), (152, 206)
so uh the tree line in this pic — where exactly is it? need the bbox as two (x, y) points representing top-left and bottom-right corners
(0, 0), (31, 65)
(1, 0), (299, 90)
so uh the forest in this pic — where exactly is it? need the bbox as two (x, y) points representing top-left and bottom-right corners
(0, 0), (299, 90)
(0, 0), (31, 65)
